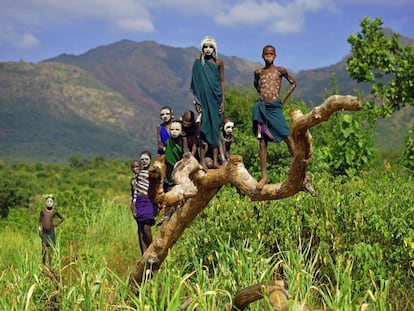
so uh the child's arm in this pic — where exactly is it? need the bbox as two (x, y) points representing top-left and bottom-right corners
(157, 125), (166, 153)
(281, 67), (296, 103)
(38, 210), (43, 237)
(253, 69), (261, 93)
(54, 211), (64, 227)
(182, 136), (189, 153)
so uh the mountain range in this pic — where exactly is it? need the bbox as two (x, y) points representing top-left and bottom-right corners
(0, 34), (413, 162)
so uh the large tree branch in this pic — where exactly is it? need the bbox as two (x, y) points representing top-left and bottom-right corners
(129, 95), (362, 287)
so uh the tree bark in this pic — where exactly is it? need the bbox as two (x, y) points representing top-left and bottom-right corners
(129, 95), (362, 288)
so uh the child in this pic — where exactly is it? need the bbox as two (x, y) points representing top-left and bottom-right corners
(157, 106), (174, 155)
(190, 36), (225, 170)
(252, 44), (296, 190)
(181, 109), (200, 160)
(38, 196), (64, 268)
(164, 119), (189, 188)
(132, 151), (156, 255)
(129, 159), (141, 216)
(219, 117), (234, 165)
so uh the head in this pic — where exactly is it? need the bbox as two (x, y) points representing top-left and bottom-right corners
(222, 117), (234, 136)
(130, 159), (140, 174)
(181, 110), (195, 128)
(160, 106), (173, 124)
(45, 196), (54, 209)
(170, 120), (183, 138)
(262, 45), (276, 65)
(139, 151), (152, 169)
(200, 36), (217, 58)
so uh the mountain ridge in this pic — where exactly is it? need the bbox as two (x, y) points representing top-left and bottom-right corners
(1, 34), (413, 162)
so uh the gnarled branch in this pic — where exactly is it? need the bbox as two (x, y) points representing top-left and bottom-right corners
(129, 95), (362, 288)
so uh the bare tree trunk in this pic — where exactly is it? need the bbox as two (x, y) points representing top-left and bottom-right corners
(129, 95), (362, 288)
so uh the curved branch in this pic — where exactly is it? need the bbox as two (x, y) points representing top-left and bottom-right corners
(129, 95), (362, 287)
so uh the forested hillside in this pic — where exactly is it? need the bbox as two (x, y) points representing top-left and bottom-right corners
(1, 33), (413, 162)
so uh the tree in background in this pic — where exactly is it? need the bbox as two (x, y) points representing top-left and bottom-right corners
(347, 17), (414, 170)
(347, 17), (414, 114)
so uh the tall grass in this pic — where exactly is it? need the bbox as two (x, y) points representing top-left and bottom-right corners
(1, 164), (412, 309)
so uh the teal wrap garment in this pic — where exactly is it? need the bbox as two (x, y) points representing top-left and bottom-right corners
(190, 59), (222, 148)
(252, 99), (290, 142)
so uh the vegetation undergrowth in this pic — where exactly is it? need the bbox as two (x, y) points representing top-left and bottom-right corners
(1, 156), (412, 310)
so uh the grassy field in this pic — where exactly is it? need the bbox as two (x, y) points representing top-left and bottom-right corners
(0, 159), (413, 310)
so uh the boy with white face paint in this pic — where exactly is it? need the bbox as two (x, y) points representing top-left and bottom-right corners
(38, 196), (64, 268)
(157, 106), (174, 155)
(190, 35), (225, 171)
(219, 117), (234, 165)
(164, 120), (189, 188)
(132, 151), (156, 255)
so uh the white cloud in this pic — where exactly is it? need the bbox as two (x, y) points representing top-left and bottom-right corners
(16, 33), (40, 48)
(116, 19), (154, 32)
(214, 0), (333, 33)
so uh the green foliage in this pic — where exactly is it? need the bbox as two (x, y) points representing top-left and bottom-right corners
(347, 17), (414, 113)
(399, 127), (414, 172)
(1, 161), (413, 309)
(312, 108), (375, 176)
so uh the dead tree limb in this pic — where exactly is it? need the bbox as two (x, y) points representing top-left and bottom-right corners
(129, 95), (362, 287)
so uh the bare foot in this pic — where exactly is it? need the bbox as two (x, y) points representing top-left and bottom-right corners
(200, 160), (208, 172)
(212, 162), (220, 169)
(256, 178), (268, 190)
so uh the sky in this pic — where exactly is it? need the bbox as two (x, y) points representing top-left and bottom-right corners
(1, 0), (413, 72)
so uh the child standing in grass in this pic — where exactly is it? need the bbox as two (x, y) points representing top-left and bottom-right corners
(38, 196), (64, 268)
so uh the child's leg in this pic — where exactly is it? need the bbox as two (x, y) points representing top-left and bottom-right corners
(199, 142), (207, 171)
(42, 243), (47, 265)
(284, 136), (295, 157)
(142, 224), (153, 249)
(137, 223), (146, 254)
(212, 147), (219, 168)
(257, 138), (268, 190)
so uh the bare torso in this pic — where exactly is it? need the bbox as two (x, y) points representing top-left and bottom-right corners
(39, 209), (63, 231)
(254, 65), (296, 103)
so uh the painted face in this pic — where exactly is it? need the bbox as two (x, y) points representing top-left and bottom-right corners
(140, 154), (151, 169)
(262, 47), (276, 64)
(203, 45), (215, 56)
(223, 121), (234, 135)
(170, 121), (182, 138)
(46, 197), (54, 208)
(160, 108), (172, 123)
(131, 161), (140, 174)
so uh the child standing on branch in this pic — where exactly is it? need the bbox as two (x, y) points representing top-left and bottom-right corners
(252, 45), (296, 190)
(132, 151), (156, 255)
(190, 35), (225, 171)
(157, 106), (173, 155)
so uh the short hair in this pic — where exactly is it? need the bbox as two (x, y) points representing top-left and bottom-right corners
(160, 106), (172, 112)
(140, 150), (152, 159)
(181, 110), (195, 123)
(130, 159), (140, 167)
(262, 45), (276, 54)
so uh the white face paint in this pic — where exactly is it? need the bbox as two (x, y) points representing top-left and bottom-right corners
(203, 45), (215, 56)
(160, 108), (172, 123)
(46, 198), (54, 208)
(170, 122), (182, 138)
(140, 154), (151, 168)
(224, 121), (234, 135)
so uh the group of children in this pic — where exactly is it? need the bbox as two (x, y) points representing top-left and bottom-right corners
(129, 38), (297, 255)
(39, 37), (297, 260)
